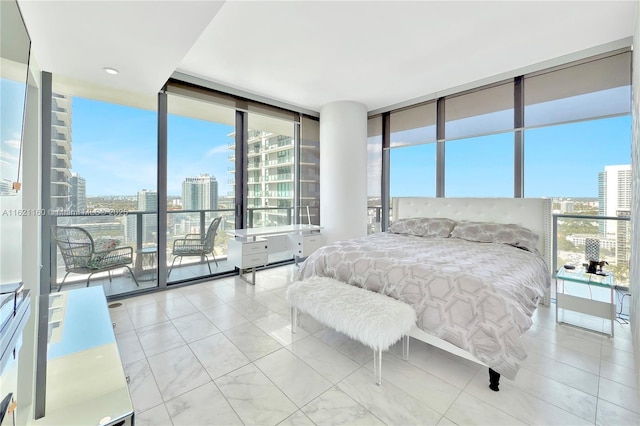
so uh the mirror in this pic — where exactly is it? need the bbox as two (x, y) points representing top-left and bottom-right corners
(0, 0), (31, 195)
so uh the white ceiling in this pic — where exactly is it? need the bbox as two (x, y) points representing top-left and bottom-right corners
(18, 1), (638, 114)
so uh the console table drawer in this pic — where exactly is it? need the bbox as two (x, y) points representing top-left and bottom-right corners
(228, 238), (268, 268)
(241, 252), (269, 268)
(289, 234), (325, 257)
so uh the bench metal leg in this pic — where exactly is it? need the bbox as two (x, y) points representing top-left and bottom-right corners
(402, 335), (409, 361)
(291, 306), (297, 334)
(373, 349), (382, 386)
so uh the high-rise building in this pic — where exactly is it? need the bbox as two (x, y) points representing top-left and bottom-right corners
(598, 164), (632, 265)
(69, 173), (86, 211)
(616, 209), (631, 267)
(182, 174), (218, 211)
(50, 93), (72, 210)
(245, 131), (294, 227)
(227, 128), (319, 228)
(598, 164), (632, 235)
(126, 189), (157, 245)
(137, 189), (157, 212)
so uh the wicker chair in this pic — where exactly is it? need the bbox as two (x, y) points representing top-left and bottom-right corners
(51, 225), (139, 291)
(169, 216), (221, 277)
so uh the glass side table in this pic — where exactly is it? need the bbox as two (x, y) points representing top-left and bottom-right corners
(555, 266), (615, 337)
(134, 247), (158, 282)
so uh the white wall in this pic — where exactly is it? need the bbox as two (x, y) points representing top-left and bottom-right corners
(631, 0), (640, 391)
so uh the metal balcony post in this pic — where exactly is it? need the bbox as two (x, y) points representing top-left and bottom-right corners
(136, 212), (143, 252)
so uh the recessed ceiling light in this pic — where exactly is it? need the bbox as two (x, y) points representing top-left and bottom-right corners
(103, 67), (119, 75)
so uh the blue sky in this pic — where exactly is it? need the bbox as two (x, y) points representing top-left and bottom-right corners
(388, 115), (631, 198)
(0, 79), (26, 183)
(69, 96), (234, 196)
(1, 83), (632, 199)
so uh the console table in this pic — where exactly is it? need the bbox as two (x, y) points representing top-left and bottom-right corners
(36, 286), (133, 425)
(227, 225), (323, 284)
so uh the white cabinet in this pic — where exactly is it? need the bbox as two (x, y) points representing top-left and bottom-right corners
(288, 233), (325, 257)
(228, 238), (268, 268)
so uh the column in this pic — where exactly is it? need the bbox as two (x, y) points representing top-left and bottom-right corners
(319, 101), (368, 243)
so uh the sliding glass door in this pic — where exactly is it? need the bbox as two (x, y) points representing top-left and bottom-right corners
(48, 78), (158, 297)
(166, 93), (236, 283)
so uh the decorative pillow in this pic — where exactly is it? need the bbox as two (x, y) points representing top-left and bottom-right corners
(450, 221), (539, 252)
(388, 217), (457, 238)
(94, 238), (120, 252)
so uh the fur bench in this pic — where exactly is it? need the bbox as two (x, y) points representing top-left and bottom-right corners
(287, 276), (417, 385)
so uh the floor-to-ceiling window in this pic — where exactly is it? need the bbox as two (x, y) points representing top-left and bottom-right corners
(166, 92), (237, 284)
(0, 0), (30, 286)
(300, 116), (320, 226)
(388, 102), (437, 221)
(246, 113), (296, 228)
(523, 51), (632, 286)
(367, 116), (382, 233)
(444, 81), (514, 197)
(48, 79), (158, 297)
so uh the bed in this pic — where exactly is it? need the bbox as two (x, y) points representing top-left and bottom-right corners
(295, 197), (552, 385)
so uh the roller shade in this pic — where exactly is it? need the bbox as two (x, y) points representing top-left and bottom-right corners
(524, 51), (631, 128)
(445, 81), (514, 140)
(390, 102), (436, 148)
(368, 115), (382, 137)
(166, 80), (299, 123)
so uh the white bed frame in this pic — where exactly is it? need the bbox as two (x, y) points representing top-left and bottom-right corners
(392, 197), (552, 374)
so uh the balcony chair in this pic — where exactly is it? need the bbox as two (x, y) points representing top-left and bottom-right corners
(52, 225), (139, 291)
(168, 216), (221, 277)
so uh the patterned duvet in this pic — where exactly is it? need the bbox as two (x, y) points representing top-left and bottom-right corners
(295, 232), (550, 379)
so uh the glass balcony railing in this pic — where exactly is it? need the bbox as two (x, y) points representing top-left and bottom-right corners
(553, 213), (631, 288)
(367, 206), (382, 235)
(51, 205), (321, 292)
(264, 173), (292, 182)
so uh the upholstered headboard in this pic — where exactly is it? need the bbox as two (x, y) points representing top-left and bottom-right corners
(392, 197), (552, 268)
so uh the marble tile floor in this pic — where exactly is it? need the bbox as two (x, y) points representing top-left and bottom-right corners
(110, 265), (640, 426)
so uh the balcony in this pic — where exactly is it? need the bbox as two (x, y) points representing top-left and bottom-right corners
(264, 173), (292, 182)
(263, 190), (292, 198)
(49, 206), (316, 297)
(51, 153), (71, 169)
(52, 123), (70, 138)
(53, 137), (71, 152)
(264, 159), (290, 167)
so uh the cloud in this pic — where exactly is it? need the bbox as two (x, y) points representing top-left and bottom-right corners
(205, 145), (229, 158)
(0, 151), (19, 162)
(2, 139), (21, 149)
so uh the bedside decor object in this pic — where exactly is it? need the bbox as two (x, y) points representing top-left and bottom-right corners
(585, 238), (600, 262)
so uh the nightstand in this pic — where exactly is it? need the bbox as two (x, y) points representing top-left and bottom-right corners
(555, 266), (615, 337)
